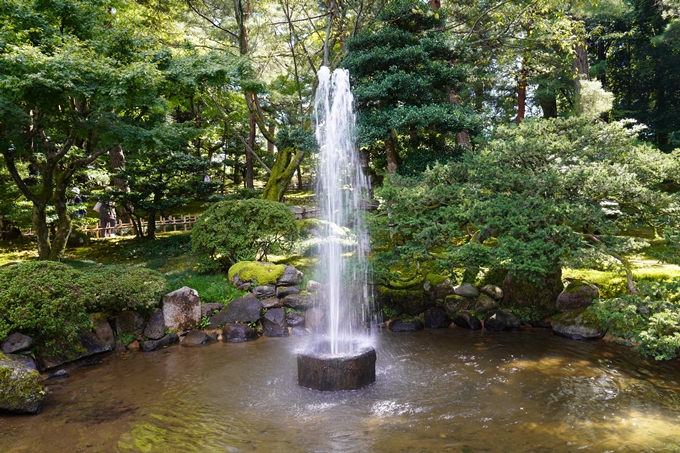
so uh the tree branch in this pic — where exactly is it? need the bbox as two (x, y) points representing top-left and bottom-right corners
(585, 233), (638, 295)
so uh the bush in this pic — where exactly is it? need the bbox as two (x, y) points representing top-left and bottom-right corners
(191, 199), (299, 273)
(79, 265), (166, 317)
(0, 262), (90, 353)
(590, 280), (680, 360)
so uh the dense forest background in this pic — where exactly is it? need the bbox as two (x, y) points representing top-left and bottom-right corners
(1, 0), (679, 260)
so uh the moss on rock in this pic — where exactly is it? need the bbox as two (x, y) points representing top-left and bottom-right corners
(0, 352), (44, 414)
(228, 261), (286, 287)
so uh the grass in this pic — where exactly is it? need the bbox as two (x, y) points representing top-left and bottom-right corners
(166, 272), (248, 304)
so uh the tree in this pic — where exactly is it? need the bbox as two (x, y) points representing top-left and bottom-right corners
(342, 0), (478, 176)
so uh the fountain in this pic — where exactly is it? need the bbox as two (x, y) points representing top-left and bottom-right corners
(296, 66), (376, 391)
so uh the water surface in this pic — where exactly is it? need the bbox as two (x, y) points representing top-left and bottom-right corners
(2, 328), (680, 452)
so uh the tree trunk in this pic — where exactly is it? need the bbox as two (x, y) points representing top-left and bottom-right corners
(32, 204), (51, 260)
(262, 146), (304, 201)
(516, 68), (528, 126)
(385, 129), (398, 175)
(537, 82), (558, 118)
(49, 183), (72, 260)
(246, 112), (255, 189)
(147, 210), (157, 240)
(573, 28), (589, 114)
(109, 144), (132, 223)
(268, 123), (276, 155)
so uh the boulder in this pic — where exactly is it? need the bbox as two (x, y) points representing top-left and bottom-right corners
(47, 369), (68, 380)
(389, 319), (424, 332)
(115, 311), (145, 337)
(552, 308), (606, 340)
(89, 313), (116, 349)
(277, 265), (304, 286)
(215, 294), (263, 326)
(181, 330), (214, 347)
(37, 329), (113, 371)
(444, 295), (470, 316)
(283, 294), (314, 310)
(200, 303), (224, 318)
(502, 270), (563, 320)
(306, 280), (327, 294)
(143, 310), (166, 341)
(305, 306), (326, 333)
(290, 326), (309, 336)
(480, 284), (503, 300)
(8, 355), (37, 370)
(277, 285), (300, 299)
(556, 280), (599, 311)
(455, 283), (480, 298)
(228, 261), (286, 288)
(286, 312), (305, 327)
(453, 311), (483, 331)
(140, 333), (179, 352)
(377, 286), (429, 316)
(162, 286), (201, 331)
(0, 352), (44, 414)
(231, 274), (251, 291)
(423, 306), (451, 329)
(484, 309), (521, 332)
(253, 285), (276, 299)
(474, 294), (499, 316)
(262, 308), (289, 337)
(261, 297), (283, 309)
(222, 323), (258, 342)
(1, 333), (34, 354)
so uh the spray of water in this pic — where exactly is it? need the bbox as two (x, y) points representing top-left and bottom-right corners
(315, 66), (373, 355)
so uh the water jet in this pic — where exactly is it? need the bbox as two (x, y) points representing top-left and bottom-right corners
(297, 66), (376, 391)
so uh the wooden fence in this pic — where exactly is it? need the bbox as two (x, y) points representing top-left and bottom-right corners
(81, 215), (199, 238)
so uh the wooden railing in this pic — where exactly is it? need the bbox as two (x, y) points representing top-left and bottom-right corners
(81, 215), (199, 238)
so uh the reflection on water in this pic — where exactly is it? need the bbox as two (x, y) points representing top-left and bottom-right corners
(2, 328), (680, 452)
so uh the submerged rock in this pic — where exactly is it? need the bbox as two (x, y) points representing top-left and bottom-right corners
(222, 323), (258, 342)
(47, 369), (68, 380)
(163, 286), (201, 331)
(552, 308), (606, 340)
(37, 329), (113, 371)
(181, 330), (214, 347)
(484, 309), (521, 332)
(423, 306), (450, 329)
(0, 352), (44, 414)
(140, 333), (179, 352)
(453, 311), (483, 331)
(389, 319), (424, 332)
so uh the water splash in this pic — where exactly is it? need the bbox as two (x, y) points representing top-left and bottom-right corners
(315, 66), (372, 355)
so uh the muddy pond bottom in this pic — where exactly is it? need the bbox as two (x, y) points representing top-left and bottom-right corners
(2, 328), (680, 453)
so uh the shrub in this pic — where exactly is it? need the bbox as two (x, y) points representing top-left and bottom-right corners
(191, 199), (299, 273)
(0, 262), (90, 353)
(79, 265), (166, 317)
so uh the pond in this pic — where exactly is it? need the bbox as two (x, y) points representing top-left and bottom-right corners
(2, 328), (680, 453)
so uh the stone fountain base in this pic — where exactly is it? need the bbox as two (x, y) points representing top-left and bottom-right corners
(297, 341), (376, 391)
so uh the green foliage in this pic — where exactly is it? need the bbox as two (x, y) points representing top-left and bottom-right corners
(191, 199), (298, 272)
(166, 272), (247, 303)
(227, 261), (286, 287)
(590, 280), (680, 360)
(0, 262), (89, 353)
(199, 316), (210, 329)
(79, 265), (166, 317)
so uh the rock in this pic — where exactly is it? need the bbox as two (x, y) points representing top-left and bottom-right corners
(474, 294), (499, 316)
(181, 330), (213, 347)
(453, 311), (483, 331)
(377, 286), (429, 316)
(532, 320), (553, 329)
(143, 310), (166, 341)
(162, 286), (201, 331)
(222, 323), (258, 342)
(481, 284), (503, 300)
(290, 326), (309, 336)
(455, 283), (480, 298)
(552, 308), (606, 340)
(283, 294), (314, 310)
(261, 297), (283, 309)
(389, 319), (425, 332)
(286, 312), (305, 327)
(306, 280), (326, 294)
(8, 355), (36, 370)
(262, 308), (289, 337)
(140, 333), (179, 352)
(502, 270), (562, 320)
(0, 352), (44, 414)
(277, 265), (304, 286)
(304, 307), (325, 333)
(37, 329), (113, 371)
(431, 279), (455, 301)
(556, 280), (599, 311)
(228, 261), (286, 287)
(444, 294), (470, 315)
(277, 285), (300, 299)
(484, 309), (521, 332)
(47, 369), (68, 380)
(214, 294), (263, 326)
(253, 285), (276, 299)
(89, 313), (116, 349)
(115, 311), (145, 337)
(201, 303), (224, 318)
(1, 333), (34, 354)
(127, 340), (140, 351)
(423, 306), (450, 329)
(231, 274), (251, 291)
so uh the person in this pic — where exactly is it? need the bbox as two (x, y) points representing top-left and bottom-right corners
(99, 199), (117, 237)
(70, 187), (86, 218)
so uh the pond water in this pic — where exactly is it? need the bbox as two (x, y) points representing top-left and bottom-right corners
(2, 328), (680, 453)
